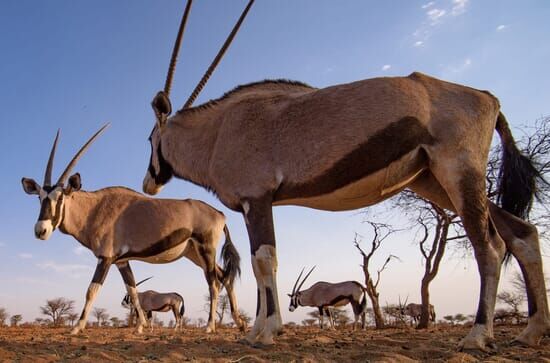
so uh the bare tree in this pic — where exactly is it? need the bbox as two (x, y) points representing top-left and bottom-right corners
(92, 307), (109, 326)
(203, 293), (231, 325)
(497, 291), (525, 324)
(354, 223), (400, 329)
(67, 313), (79, 327)
(301, 318), (317, 327)
(10, 315), (22, 327)
(40, 298), (75, 326)
(0, 307), (8, 327)
(196, 317), (206, 328)
(238, 309), (252, 328)
(110, 317), (122, 328)
(331, 307), (350, 328)
(307, 309), (321, 326)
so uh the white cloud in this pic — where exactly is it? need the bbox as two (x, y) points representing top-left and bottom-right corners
(422, 1), (435, 9)
(382, 64), (391, 71)
(447, 57), (472, 74)
(427, 8), (447, 24)
(496, 24), (507, 31)
(37, 261), (92, 278)
(18, 253), (33, 259)
(451, 0), (469, 16)
(414, 41), (424, 47)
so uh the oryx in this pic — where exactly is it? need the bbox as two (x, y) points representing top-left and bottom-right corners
(287, 267), (367, 330)
(21, 126), (244, 335)
(141, 0), (549, 349)
(401, 302), (436, 325)
(121, 278), (186, 331)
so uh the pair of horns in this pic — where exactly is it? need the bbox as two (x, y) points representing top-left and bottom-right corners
(136, 276), (153, 287)
(161, 0), (255, 111)
(43, 124), (109, 187)
(291, 266), (316, 295)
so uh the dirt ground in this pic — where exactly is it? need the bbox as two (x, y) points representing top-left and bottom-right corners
(0, 324), (548, 362)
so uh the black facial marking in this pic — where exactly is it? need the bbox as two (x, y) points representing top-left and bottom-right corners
(38, 187), (64, 228)
(275, 116), (434, 201)
(255, 289), (260, 317)
(266, 287), (275, 317)
(117, 228), (191, 260)
(148, 140), (173, 185)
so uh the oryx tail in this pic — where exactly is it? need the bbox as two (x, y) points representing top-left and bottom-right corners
(221, 225), (240, 285)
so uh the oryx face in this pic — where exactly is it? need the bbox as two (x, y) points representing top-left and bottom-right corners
(22, 174), (81, 240)
(143, 92), (173, 196)
(121, 294), (132, 309)
(287, 292), (300, 312)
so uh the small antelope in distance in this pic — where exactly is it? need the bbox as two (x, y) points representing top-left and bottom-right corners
(21, 126), (244, 335)
(398, 297), (436, 325)
(288, 267), (367, 330)
(121, 277), (186, 331)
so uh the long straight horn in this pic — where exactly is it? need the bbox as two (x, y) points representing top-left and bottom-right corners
(43, 130), (60, 187)
(136, 276), (153, 287)
(291, 267), (306, 295)
(296, 265), (316, 293)
(182, 0), (255, 109)
(164, 0), (193, 97)
(56, 124), (110, 185)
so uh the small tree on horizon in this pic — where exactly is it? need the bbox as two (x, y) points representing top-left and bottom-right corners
(0, 307), (8, 326)
(40, 298), (75, 326)
(10, 314), (23, 327)
(92, 307), (109, 326)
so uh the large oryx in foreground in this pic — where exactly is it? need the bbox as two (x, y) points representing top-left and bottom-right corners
(141, 0), (549, 349)
(21, 126), (244, 334)
(401, 303), (436, 325)
(121, 278), (186, 331)
(287, 267), (367, 330)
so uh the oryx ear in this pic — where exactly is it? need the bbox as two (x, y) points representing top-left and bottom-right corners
(152, 91), (172, 123)
(21, 178), (40, 195)
(66, 173), (82, 193)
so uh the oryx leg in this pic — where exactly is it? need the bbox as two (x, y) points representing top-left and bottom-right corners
(428, 158), (506, 350)
(222, 269), (246, 331)
(171, 305), (180, 331)
(203, 244), (221, 333)
(489, 202), (550, 346)
(326, 307), (335, 330)
(351, 301), (362, 331)
(318, 307), (325, 329)
(116, 262), (147, 333)
(148, 311), (154, 332)
(71, 258), (112, 334)
(244, 197), (282, 345)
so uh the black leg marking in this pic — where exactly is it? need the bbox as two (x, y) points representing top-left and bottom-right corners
(92, 258), (112, 284)
(266, 287), (275, 317)
(256, 289), (260, 317)
(117, 262), (136, 287)
(244, 195), (276, 255)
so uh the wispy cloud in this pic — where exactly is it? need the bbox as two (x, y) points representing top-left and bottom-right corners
(381, 64), (391, 71)
(37, 261), (92, 278)
(446, 57), (472, 74)
(414, 41), (424, 47)
(15, 277), (60, 287)
(422, 1), (435, 9)
(496, 24), (507, 31)
(451, 0), (469, 16)
(18, 253), (33, 259)
(427, 8), (447, 24)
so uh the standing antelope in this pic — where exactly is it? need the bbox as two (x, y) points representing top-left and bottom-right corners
(121, 278), (186, 331)
(287, 267), (367, 330)
(21, 126), (244, 335)
(141, 0), (549, 349)
(401, 303), (436, 325)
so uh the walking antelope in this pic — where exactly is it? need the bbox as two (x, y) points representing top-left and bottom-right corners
(287, 267), (367, 330)
(141, 0), (549, 348)
(21, 126), (244, 334)
(400, 301), (436, 325)
(121, 278), (186, 331)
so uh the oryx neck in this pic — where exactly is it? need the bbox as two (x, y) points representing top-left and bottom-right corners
(58, 190), (102, 247)
(163, 108), (220, 191)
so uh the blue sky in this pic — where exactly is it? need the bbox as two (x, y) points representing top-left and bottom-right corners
(1, 0), (549, 325)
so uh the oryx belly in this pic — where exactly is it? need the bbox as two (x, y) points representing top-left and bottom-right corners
(274, 149), (426, 211)
(134, 239), (190, 264)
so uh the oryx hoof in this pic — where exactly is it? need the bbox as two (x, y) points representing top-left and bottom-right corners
(205, 325), (215, 334)
(458, 336), (497, 352)
(135, 325), (144, 334)
(513, 325), (547, 347)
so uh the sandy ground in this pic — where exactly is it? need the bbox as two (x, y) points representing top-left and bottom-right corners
(0, 324), (548, 362)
